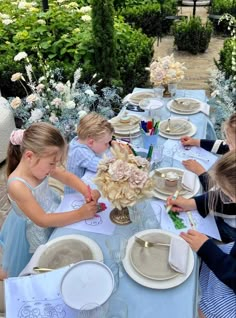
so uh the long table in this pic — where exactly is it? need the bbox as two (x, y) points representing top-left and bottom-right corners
(49, 89), (214, 317)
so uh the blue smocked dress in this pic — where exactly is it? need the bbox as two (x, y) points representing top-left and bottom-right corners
(0, 177), (61, 277)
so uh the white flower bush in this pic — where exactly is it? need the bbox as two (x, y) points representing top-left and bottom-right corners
(148, 54), (186, 86)
(94, 145), (154, 209)
(9, 52), (122, 140)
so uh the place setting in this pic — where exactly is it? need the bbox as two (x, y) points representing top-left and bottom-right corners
(150, 167), (200, 201)
(123, 90), (155, 112)
(122, 229), (194, 289)
(167, 97), (210, 116)
(158, 117), (197, 139)
(109, 113), (141, 139)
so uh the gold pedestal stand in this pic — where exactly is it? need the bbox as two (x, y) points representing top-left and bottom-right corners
(162, 84), (171, 98)
(110, 207), (131, 225)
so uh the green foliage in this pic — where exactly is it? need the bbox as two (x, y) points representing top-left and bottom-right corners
(172, 17), (213, 54)
(211, 0), (236, 16)
(91, 0), (118, 86)
(115, 16), (154, 93)
(120, 0), (177, 36)
(217, 38), (236, 78)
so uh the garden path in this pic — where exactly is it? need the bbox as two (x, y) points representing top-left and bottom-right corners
(153, 6), (225, 94)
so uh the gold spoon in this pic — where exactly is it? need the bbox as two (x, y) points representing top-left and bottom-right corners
(33, 266), (53, 273)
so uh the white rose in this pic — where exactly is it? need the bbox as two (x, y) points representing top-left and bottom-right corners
(26, 94), (38, 104)
(85, 89), (94, 96)
(14, 52), (28, 61)
(78, 110), (87, 118)
(11, 73), (23, 82)
(66, 101), (75, 109)
(55, 83), (65, 92)
(29, 109), (43, 122)
(49, 113), (59, 124)
(10, 97), (22, 109)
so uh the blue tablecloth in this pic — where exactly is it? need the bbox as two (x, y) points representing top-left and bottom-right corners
(50, 89), (216, 317)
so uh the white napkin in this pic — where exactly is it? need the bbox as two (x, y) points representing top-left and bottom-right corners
(199, 103), (210, 116)
(168, 237), (189, 274)
(181, 171), (196, 193)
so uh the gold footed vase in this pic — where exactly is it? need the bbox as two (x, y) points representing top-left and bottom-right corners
(110, 207), (131, 225)
(162, 84), (171, 98)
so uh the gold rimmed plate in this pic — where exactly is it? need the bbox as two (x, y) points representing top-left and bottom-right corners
(171, 99), (200, 112)
(128, 91), (155, 106)
(159, 119), (192, 136)
(130, 232), (178, 281)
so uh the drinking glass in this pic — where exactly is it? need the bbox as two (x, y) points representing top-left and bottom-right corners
(153, 86), (164, 98)
(104, 259), (120, 293)
(129, 201), (147, 233)
(152, 144), (164, 169)
(105, 234), (128, 277)
(107, 297), (128, 318)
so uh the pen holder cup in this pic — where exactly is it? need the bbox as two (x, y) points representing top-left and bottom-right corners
(142, 134), (158, 150)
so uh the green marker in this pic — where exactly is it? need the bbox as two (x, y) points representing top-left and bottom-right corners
(146, 144), (153, 161)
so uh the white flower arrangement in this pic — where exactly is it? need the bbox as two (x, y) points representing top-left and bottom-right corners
(9, 52), (122, 140)
(148, 54), (186, 86)
(94, 145), (154, 210)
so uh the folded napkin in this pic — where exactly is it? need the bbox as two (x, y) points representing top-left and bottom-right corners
(199, 103), (210, 116)
(181, 171), (196, 193)
(168, 237), (189, 274)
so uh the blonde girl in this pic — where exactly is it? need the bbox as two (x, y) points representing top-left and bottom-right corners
(0, 122), (100, 278)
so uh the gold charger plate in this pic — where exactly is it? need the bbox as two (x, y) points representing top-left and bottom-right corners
(128, 91), (155, 105)
(37, 235), (103, 269)
(159, 119), (192, 136)
(130, 232), (178, 281)
(171, 99), (200, 112)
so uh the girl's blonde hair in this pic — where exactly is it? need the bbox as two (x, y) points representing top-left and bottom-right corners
(209, 150), (236, 211)
(7, 122), (67, 176)
(77, 112), (114, 140)
(223, 112), (236, 137)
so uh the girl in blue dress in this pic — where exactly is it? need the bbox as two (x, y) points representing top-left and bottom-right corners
(0, 122), (100, 278)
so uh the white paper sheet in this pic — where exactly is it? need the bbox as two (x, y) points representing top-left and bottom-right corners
(5, 266), (77, 317)
(56, 193), (116, 235)
(150, 199), (221, 241)
(164, 139), (218, 171)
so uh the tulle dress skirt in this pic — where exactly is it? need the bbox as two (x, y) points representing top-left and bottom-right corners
(199, 243), (236, 318)
(0, 210), (32, 277)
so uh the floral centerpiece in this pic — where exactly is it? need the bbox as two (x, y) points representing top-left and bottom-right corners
(94, 144), (154, 224)
(8, 52), (122, 140)
(148, 54), (186, 97)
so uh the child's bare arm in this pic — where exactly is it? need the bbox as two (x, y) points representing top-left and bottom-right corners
(8, 181), (98, 227)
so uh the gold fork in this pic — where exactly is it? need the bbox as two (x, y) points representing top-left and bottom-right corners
(33, 266), (53, 273)
(135, 236), (170, 248)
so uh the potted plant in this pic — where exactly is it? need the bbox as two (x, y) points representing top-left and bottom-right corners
(172, 17), (213, 54)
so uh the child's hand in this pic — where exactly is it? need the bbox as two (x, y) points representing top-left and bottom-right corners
(166, 196), (196, 212)
(180, 230), (209, 252)
(111, 140), (132, 154)
(79, 201), (98, 219)
(180, 136), (200, 147)
(91, 189), (101, 202)
(182, 159), (206, 176)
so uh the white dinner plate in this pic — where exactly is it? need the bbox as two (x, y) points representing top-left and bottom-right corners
(128, 91), (155, 106)
(123, 229), (194, 289)
(167, 98), (203, 115)
(37, 234), (103, 269)
(158, 122), (197, 139)
(159, 118), (192, 136)
(139, 98), (164, 110)
(61, 260), (114, 310)
(150, 167), (200, 200)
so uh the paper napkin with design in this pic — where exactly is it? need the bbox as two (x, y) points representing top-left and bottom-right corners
(181, 170), (196, 192)
(199, 103), (210, 116)
(168, 237), (189, 274)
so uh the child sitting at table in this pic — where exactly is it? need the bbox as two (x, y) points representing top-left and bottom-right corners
(0, 123), (100, 278)
(179, 151), (236, 318)
(64, 112), (115, 194)
(180, 112), (236, 191)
